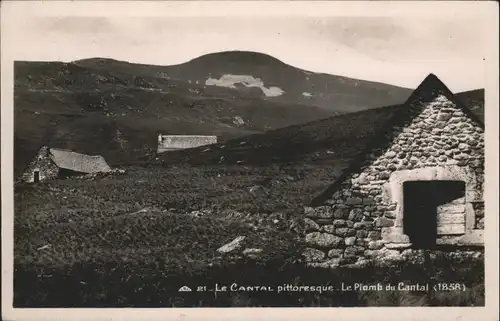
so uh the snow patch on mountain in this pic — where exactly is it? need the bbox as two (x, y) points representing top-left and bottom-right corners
(205, 74), (284, 97)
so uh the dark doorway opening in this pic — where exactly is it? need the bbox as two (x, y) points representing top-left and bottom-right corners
(33, 170), (40, 183)
(403, 180), (465, 249)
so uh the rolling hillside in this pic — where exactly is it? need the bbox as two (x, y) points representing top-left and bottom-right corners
(150, 85), (484, 168)
(14, 74), (485, 307)
(14, 86), (333, 176)
(13, 52), (483, 180)
(72, 51), (414, 112)
(14, 51), (415, 177)
(452, 89), (484, 121)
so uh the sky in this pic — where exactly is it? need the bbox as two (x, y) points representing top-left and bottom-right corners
(2, 2), (493, 92)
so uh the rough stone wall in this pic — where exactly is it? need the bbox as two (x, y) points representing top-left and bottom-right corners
(304, 94), (484, 267)
(17, 146), (59, 184)
(473, 202), (485, 229)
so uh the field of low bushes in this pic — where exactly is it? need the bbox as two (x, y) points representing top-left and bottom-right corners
(14, 250), (484, 307)
(15, 162), (342, 232)
(14, 162), (484, 307)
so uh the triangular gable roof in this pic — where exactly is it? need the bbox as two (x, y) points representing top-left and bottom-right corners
(49, 148), (112, 173)
(310, 73), (484, 206)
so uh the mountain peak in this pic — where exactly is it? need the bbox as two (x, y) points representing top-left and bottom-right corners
(72, 57), (122, 64)
(186, 50), (290, 67)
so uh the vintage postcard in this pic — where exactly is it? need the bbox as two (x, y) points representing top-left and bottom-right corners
(1, 1), (499, 320)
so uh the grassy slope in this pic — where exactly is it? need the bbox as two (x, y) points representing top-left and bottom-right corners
(13, 51), (415, 175)
(13, 90), (485, 306)
(15, 251), (484, 307)
(13, 62), (483, 178)
(73, 51), (414, 112)
(14, 106), (387, 305)
(13, 60), (484, 306)
(14, 58), (342, 175)
(14, 176), (484, 307)
(453, 89), (484, 122)
(15, 87), (334, 173)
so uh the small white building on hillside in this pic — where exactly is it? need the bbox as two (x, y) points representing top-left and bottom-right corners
(157, 134), (217, 153)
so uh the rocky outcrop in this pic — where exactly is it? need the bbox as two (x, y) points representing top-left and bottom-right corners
(217, 236), (246, 254)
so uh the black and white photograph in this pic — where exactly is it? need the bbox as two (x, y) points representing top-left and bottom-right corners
(1, 1), (498, 319)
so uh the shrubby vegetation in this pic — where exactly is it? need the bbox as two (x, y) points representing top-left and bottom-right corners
(13, 54), (486, 308)
(15, 250), (484, 307)
(15, 163), (338, 230)
(14, 162), (484, 307)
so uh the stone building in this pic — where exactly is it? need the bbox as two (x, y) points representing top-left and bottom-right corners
(303, 74), (485, 267)
(17, 146), (112, 184)
(157, 134), (217, 153)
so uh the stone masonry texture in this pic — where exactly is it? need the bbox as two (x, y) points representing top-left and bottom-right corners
(17, 146), (59, 184)
(303, 94), (484, 267)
